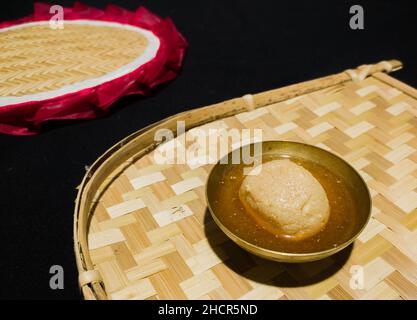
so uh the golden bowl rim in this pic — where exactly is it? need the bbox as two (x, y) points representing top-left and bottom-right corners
(205, 140), (372, 259)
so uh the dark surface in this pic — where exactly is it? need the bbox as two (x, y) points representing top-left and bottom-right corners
(0, 0), (416, 299)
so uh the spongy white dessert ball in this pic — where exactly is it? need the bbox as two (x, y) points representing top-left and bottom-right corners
(239, 159), (330, 240)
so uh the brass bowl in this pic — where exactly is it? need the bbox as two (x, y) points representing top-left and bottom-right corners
(206, 141), (372, 263)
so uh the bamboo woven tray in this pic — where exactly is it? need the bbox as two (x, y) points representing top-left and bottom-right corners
(0, 4), (187, 135)
(74, 60), (417, 300)
(0, 22), (151, 99)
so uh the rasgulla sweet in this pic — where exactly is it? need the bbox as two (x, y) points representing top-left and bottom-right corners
(239, 159), (330, 240)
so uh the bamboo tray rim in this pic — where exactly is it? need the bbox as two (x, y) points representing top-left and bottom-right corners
(73, 59), (414, 299)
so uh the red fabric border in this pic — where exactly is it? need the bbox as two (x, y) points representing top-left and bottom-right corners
(0, 2), (187, 135)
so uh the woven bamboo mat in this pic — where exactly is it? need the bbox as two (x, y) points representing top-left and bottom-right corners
(86, 73), (417, 300)
(0, 23), (148, 97)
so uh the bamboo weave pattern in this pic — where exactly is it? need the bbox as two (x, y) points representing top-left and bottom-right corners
(0, 24), (148, 97)
(87, 75), (417, 300)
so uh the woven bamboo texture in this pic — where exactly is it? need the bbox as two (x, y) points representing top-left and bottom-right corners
(0, 24), (148, 97)
(76, 61), (417, 300)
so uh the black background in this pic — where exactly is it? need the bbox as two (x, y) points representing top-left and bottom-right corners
(0, 0), (416, 300)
